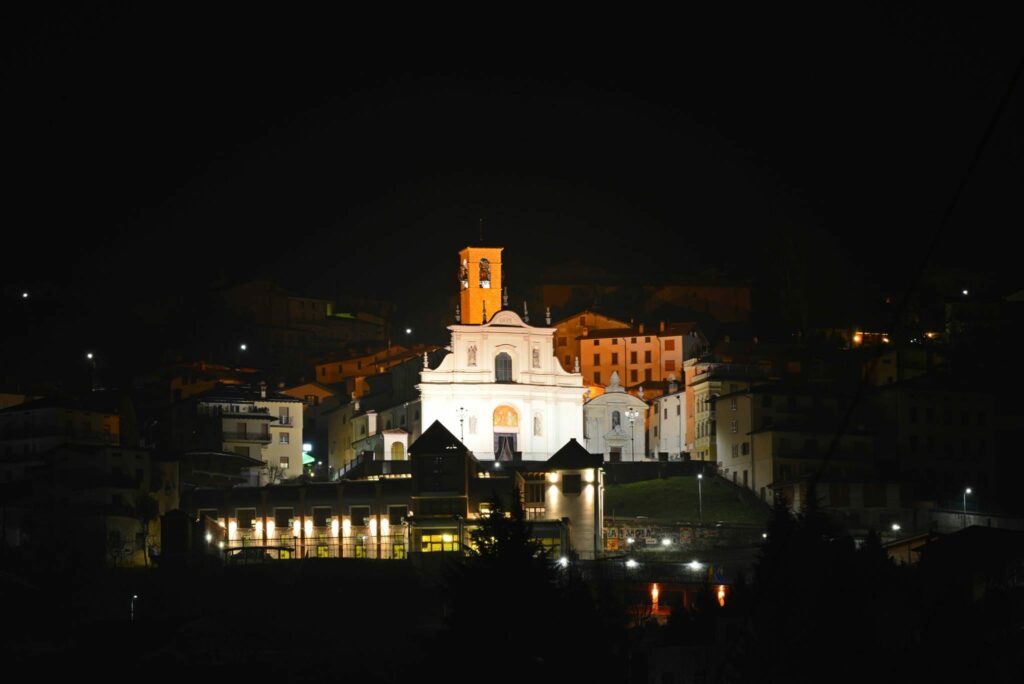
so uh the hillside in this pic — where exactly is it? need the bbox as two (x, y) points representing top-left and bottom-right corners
(605, 475), (770, 526)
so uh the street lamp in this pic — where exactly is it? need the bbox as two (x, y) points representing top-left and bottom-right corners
(130, 594), (138, 623)
(456, 406), (468, 442)
(239, 343), (247, 351)
(625, 408), (639, 462)
(697, 473), (704, 525)
(963, 487), (972, 528)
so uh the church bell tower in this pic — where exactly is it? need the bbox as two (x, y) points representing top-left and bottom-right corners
(458, 246), (503, 324)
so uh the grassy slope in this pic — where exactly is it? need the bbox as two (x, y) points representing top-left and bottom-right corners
(605, 475), (770, 526)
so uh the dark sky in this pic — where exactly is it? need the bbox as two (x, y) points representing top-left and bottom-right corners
(3, 5), (1022, 325)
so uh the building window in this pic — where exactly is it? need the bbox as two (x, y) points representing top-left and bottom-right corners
(665, 339), (675, 351)
(236, 508), (256, 529)
(630, 351), (637, 363)
(664, 408), (668, 419)
(313, 507), (331, 527)
(730, 397), (737, 410)
(421, 532), (459, 552)
(525, 481), (545, 504)
(730, 420), (738, 433)
(274, 508), (293, 528)
(388, 505), (408, 525)
(665, 360), (676, 372)
(644, 369), (652, 381)
(593, 353), (600, 366)
(562, 474), (582, 495)
(594, 371), (602, 385)
(741, 442), (750, 455)
(732, 444), (739, 457)
(630, 370), (638, 383)
(644, 350), (652, 363)
(350, 506), (371, 527)
(645, 337), (651, 343)
(611, 352), (619, 364)
(279, 456), (289, 468)
(279, 433), (290, 444)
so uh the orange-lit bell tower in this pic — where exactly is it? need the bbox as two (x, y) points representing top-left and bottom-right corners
(458, 246), (503, 325)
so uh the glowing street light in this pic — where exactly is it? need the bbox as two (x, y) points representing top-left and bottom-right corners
(405, 328), (412, 335)
(21, 292), (29, 299)
(963, 487), (972, 528)
(131, 594), (139, 623)
(239, 343), (247, 351)
(558, 557), (569, 568)
(625, 559), (639, 569)
(688, 560), (704, 572)
(625, 408), (639, 462)
(891, 523), (901, 532)
(697, 473), (704, 525)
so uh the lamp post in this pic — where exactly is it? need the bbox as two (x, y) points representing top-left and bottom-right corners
(677, 395), (683, 459)
(963, 487), (972, 528)
(697, 473), (703, 525)
(456, 406), (468, 442)
(625, 408), (639, 462)
(130, 594), (138, 623)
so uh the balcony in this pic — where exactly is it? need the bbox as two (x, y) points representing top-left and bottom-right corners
(277, 416), (294, 427)
(222, 431), (272, 443)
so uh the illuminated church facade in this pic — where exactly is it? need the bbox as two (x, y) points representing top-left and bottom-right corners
(417, 246), (586, 461)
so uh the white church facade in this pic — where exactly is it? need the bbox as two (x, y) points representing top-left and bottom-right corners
(418, 246), (585, 460)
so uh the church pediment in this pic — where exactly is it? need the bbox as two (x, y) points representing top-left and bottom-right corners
(485, 310), (530, 327)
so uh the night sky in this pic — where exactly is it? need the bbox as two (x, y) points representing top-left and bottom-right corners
(3, 5), (1022, 382)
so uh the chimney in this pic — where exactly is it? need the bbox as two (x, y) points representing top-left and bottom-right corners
(659, 320), (665, 333)
(259, 380), (267, 399)
(638, 323), (645, 334)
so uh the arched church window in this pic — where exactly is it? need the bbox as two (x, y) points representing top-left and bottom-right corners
(612, 410), (621, 429)
(459, 259), (469, 290)
(495, 352), (513, 383)
(479, 258), (491, 288)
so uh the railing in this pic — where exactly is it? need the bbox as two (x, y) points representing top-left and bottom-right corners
(336, 453), (367, 479)
(277, 416), (294, 426)
(207, 406), (271, 416)
(222, 431), (272, 443)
